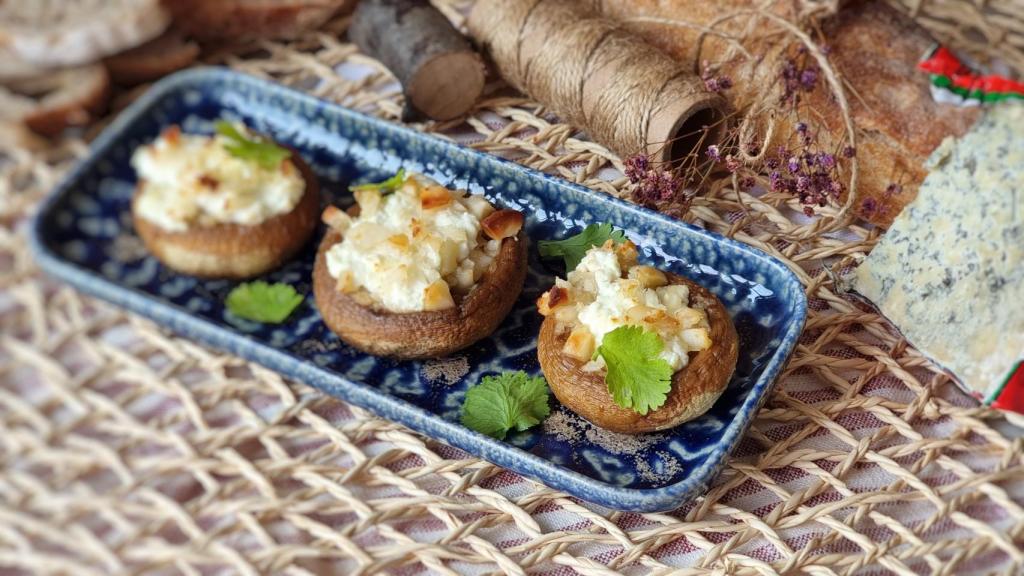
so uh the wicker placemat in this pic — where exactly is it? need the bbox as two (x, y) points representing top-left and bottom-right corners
(2, 4), (1023, 575)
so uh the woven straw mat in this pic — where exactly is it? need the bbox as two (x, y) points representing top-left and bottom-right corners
(2, 4), (1024, 576)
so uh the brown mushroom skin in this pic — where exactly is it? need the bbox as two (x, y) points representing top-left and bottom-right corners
(313, 228), (528, 359)
(131, 151), (320, 280)
(538, 272), (739, 434)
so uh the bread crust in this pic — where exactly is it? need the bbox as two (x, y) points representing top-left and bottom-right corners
(312, 228), (528, 359)
(538, 272), (738, 434)
(2, 64), (111, 137)
(0, 0), (171, 67)
(104, 29), (200, 85)
(132, 150), (320, 279)
(165, 0), (355, 40)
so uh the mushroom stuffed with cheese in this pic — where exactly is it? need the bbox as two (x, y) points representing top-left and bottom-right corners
(131, 121), (320, 279)
(312, 171), (528, 359)
(536, 239), (738, 433)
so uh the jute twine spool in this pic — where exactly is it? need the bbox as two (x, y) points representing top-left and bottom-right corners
(467, 0), (728, 163)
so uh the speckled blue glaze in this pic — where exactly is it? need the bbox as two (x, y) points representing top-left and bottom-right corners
(31, 68), (807, 512)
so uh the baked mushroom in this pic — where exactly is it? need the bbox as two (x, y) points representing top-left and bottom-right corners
(536, 240), (738, 434)
(131, 122), (320, 279)
(313, 172), (527, 359)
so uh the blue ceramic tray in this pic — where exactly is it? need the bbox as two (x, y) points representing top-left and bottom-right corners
(31, 68), (807, 512)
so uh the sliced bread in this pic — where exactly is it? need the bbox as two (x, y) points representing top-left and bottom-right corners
(0, 64), (110, 136)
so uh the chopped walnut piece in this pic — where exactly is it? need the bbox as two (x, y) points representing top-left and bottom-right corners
(321, 205), (353, 232)
(420, 185), (452, 210)
(482, 209), (524, 240)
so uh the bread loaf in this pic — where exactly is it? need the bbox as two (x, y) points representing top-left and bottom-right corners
(104, 30), (200, 86)
(0, 65), (110, 136)
(595, 0), (980, 227)
(0, 0), (170, 68)
(164, 0), (355, 41)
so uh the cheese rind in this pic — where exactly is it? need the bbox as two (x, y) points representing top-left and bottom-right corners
(853, 104), (1024, 398)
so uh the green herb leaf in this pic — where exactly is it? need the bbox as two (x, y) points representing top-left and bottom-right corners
(214, 120), (291, 170)
(597, 326), (674, 415)
(538, 223), (627, 271)
(461, 371), (550, 440)
(225, 281), (304, 323)
(349, 168), (407, 195)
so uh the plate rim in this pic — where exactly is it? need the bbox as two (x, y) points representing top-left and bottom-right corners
(29, 67), (808, 512)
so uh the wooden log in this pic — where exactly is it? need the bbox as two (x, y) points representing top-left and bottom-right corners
(349, 0), (486, 121)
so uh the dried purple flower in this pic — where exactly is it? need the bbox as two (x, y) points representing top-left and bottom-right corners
(796, 122), (808, 134)
(740, 176), (756, 190)
(795, 175), (810, 193)
(633, 169), (683, 208)
(860, 197), (878, 215)
(787, 156), (800, 173)
(780, 57), (820, 104)
(817, 152), (836, 170)
(704, 75), (733, 93)
(803, 206), (815, 217)
(885, 182), (903, 196)
(706, 144), (721, 162)
(799, 67), (819, 90)
(725, 154), (740, 173)
(842, 146), (856, 158)
(624, 154), (649, 184)
(766, 157), (780, 170)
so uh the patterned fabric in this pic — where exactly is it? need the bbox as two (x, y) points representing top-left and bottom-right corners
(1, 6), (1022, 575)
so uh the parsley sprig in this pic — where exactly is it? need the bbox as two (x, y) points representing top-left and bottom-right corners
(349, 168), (407, 195)
(597, 326), (674, 415)
(225, 281), (304, 323)
(538, 223), (627, 271)
(214, 120), (291, 170)
(461, 371), (550, 439)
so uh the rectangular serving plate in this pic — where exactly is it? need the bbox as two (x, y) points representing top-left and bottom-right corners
(30, 68), (807, 512)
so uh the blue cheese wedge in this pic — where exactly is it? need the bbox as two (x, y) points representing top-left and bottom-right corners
(853, 104), (1024, 400)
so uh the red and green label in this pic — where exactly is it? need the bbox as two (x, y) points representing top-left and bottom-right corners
(918, 46), (1024, 105)
(990, 361), (1024, 414)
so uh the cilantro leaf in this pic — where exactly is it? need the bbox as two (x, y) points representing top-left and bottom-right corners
(538, 223), (627, 271)
(461, 371), (551, 439)
(597, 326), (674, 415)
(349, 168), (407, 195)
(225, 281), (304, 323)
(214, 120), (291, 170)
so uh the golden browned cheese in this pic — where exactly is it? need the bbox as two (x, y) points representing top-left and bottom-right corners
(595, 0), (980, 226)
(313, 229), (528, 359)
(538, 271), (738, 434)
(132, 150), (320, 279)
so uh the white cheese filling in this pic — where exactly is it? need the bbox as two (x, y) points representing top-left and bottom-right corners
(131, 127), (305, 232)
(552, 243), (712, 371)
(325, 174), (500, 313)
